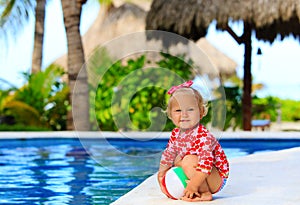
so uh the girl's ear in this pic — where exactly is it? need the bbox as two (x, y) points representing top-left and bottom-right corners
(199, 106), (205, 119)
(167, 113), (172, 120)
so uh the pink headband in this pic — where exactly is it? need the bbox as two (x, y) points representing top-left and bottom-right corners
(167, 80), (193, 95)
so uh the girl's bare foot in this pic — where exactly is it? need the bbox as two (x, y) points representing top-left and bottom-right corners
(181, 192), (212, 202)
(198, 191), (212, 201)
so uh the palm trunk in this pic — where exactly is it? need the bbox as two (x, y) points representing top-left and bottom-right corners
(32, 0), (46, 73)
(225, 23), (253, 130)
(242, 23), (252, 131)
(61, 0), (90, 131)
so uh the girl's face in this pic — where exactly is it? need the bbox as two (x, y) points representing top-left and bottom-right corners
(169, 93), (201, 131)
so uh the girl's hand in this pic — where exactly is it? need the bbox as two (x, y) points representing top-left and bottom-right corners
(157, 171), (168, 196)
(182, 180), (201, 199)
(181, 169), (208, 201)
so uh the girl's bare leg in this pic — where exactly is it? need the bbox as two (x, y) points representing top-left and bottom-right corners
(180, 155), (222, 201)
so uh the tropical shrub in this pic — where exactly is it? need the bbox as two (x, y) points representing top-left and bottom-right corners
(277, 98), (300, 121)
(91, 52), (194, 131)
(0, 124), (50, 131)
(0, 64), (68, 130)
(252, 96), (279, 121)
(252, 96), (300, 122)
(223, 86), (242, 130)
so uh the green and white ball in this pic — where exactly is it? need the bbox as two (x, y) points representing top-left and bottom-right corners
(162, 167), (189, 200)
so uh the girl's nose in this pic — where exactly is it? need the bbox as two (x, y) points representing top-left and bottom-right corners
(182, 110), (188, 117)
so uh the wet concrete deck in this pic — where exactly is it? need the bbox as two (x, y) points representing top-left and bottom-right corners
(112, 146), (300, 205)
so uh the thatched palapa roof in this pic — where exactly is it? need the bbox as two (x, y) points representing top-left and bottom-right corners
(196, 38), (237, 78)
(146, 0), (300, 42)
(55, 3), (147, 68)
(55, 2), (237, 78)
(146, 0), (300, 130)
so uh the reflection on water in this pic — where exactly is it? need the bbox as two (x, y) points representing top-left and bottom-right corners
(83, 139), (163, 177)
(0, 139), (150, 204)
(0, 138), (300, 204)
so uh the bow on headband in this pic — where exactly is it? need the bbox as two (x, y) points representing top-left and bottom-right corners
(167, 80), (193, 95)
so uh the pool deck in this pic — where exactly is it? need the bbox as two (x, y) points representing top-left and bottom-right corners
(112, 146), (300, 205)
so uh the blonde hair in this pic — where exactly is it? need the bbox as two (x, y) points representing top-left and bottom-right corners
(166, 87), (208, 119)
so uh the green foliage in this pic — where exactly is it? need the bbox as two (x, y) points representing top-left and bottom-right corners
(92, 52), (193, 131)
(223, 86), (242, 130)
(0, 0), (34, 40)
(277, 98), (300, 121)
(0, 88), (13, 115)
(0, 64), (68, 130)
(222, 86), (300, 129)
(4, 100), (41, 126)
(156, 53), (192, 80)
(200, 101), (211, 125)
(45, 85), (69, 130)
(252, 96), (279, 121)
(15, 65), (64, 113)
(252, 96), (300, 122)
(0, 124), (50, 131)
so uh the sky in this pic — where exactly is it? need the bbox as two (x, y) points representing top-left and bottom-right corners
(1, 0), (300, 100)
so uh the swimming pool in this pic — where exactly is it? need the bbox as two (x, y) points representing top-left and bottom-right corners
(1, 138), (300, 204)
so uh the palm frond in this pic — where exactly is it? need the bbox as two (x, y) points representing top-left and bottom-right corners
(0, 0), (35, 40)
(3, 100), (42, 126)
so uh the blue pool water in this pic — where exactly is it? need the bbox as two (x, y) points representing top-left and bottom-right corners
(1, 138), (300, 204)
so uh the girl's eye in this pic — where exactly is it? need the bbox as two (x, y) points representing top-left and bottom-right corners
(175, 109), (181, 112)
(188, 108), (194, 111)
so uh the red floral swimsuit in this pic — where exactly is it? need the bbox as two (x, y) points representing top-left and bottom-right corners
(160, 124), (229, 179)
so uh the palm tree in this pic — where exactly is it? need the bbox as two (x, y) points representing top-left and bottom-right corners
(61, 0), (90, 131)
(0, 0), (45, 74)
(0, 1), (34, 36)
(61, 0), (117, 131)
(1, 0), (97, 130)
(31, 0), (46, 73)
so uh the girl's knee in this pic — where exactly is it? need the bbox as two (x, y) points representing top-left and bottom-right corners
(182, 154), (197, 166)
(181, 155), (198, 176)
(207, 166), (223, 193)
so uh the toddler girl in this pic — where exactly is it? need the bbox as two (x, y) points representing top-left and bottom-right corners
(158, 80), (229, 202)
